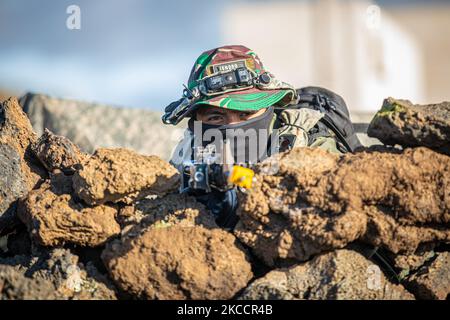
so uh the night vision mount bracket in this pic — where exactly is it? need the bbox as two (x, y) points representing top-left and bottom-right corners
(162, 67), (276, 125)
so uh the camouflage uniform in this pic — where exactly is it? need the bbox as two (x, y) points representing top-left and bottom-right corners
(276, 108), (342, 153)
(164, 45), (342, 229)
(170, 107), (341, 166)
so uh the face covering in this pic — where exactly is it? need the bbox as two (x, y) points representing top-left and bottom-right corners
(188, 107), (274, 165)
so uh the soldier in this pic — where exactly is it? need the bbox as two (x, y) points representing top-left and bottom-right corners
(162, 45), (361, 229)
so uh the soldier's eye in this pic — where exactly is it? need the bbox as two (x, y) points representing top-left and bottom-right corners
(207, 115), (223, 122)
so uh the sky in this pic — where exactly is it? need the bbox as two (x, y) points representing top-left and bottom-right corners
(0, 0), (448, 110)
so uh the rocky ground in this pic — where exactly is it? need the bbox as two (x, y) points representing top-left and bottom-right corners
(0, 96), (449, 300)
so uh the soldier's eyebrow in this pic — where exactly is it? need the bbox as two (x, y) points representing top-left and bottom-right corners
(200, 109), (226, 116)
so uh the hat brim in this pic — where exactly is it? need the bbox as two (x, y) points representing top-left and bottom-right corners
(192, 88), (295, 112)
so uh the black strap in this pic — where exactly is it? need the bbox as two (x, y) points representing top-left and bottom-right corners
(298, 92), (362, 152)
(319, 115), (354, 152)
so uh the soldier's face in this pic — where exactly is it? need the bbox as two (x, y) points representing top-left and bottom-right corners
(196, 106), (267, 125)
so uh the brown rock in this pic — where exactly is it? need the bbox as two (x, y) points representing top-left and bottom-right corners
(240, 249), (414, 300)
(18, 180), (120, 247)
(29, 248), (117, 300)
(362, 205), (448, 254)
(32, 128), (87, 174)
(0, 265), (57, 300)
(0, 248), (117, 300)
(368, 98), (450, 155)
(0, 98), (46, 233)
(118, 193), (217, 231)
(405, 252), (450, 300)
(0, 97), (46, 190)
(102, 225), (253, 299)
(0, 144), (27, 223)
(307, 147), (449, 226)
(72, 148), (179, 205)
(387, 243), (436, 275)
(235, 147), (450, 266)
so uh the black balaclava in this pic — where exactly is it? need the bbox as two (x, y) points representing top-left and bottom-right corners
(188, 107), (274, 165)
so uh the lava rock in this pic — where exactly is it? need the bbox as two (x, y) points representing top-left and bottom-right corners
(0, 248), (117, 300)
(72, 148), (180, 205)
(0, 265), (57, 300)
(0, 97), (47, 234)
(18, 181), (120, 247)
(235, 147), (450, 266)
(240, 249), (414, 300)
(102, 225), (253, 300)
(118, 193), (217, 232)
(32, 128), (87, 174)
(0, 144), (27, 218)
(368, 98), (450, 155)
(405, 252), (450, 300)
(0, 97), (46, 190)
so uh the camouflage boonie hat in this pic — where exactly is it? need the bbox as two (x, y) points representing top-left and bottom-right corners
(187, 45), (297, 113)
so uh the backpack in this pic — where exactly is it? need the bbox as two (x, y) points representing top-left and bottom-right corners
(275, 86), (364, 153)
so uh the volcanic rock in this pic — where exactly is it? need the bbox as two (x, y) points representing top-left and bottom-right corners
(405, 251), (449, 300)
(0, 98), (46, 233)
(387, 243), (437, 276)
(368, 98), (450, 155)
(240, 249), (414, 300)
(0, 144), (27, 221)
(72, 148), (179, 205)
(32, 128), (87, 174)
(0, 265), (57, 300)
(235, 147), (450, 266)
(0, 248), (117, 300)
(102, 225), (253, 299)
(118, 193), (217, 232)
(18, 180), (120, 247)
(0, 97), (46, 190)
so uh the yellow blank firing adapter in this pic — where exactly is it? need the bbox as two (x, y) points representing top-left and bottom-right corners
(228, 165), (254, 189)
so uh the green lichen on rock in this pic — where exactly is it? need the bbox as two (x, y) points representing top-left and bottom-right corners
(151, 220), (172, 229)
(368, 97), (450, 154)
(375, 99), (407, 118)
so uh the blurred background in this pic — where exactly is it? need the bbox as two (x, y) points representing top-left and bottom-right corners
(1, 0), (449, 158)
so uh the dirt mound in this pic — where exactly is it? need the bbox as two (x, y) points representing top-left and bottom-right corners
(235, 147), (450, 266)
(240, 249), (414, 300)
(368, 98), (450, 155)
(102, 225), (253, 300)
(72, 148), (180, 205)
